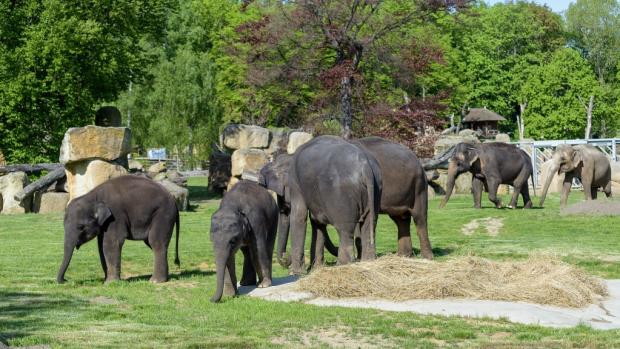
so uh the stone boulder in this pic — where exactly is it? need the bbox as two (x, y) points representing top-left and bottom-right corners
(222, 124), (270, 150)
(495, 133), (511, 143)
(227, 176), (240, 192)
(265, 128), (290, 155)
(458, 129), (479, 137)
(231, 149), (269, 177)
(540, 159), (565, 194)
(128, 159), (144, 172)
(158, 180), (189, 211)
(147, 162), (166, 175)
(0, 172), (30, 214)
(287, 131), (313, 154)
(433, 135), (480, 156)
(610, 161), (620, 184)
(60, 126), (131, 164)
(33, 192), (70, 213)
(436, 170), (472, 194)
(65, 160), (128, 200)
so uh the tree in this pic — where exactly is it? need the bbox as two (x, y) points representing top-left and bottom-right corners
(239, 0), (470, 139)
(0, 0), (171, 163)
(520, 48), (613, 140)
(566, 0), (620, 84)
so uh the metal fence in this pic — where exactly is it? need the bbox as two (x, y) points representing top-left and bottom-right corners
(514, 138), (620, 188)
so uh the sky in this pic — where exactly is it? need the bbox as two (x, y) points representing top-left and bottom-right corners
(487, 0), (573, 14)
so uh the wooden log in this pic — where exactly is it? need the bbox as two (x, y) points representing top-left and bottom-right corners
(0, 163), (62, 174)
(14, 167), (66, 202)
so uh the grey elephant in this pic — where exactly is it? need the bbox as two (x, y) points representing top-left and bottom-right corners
(539, 144), (611, 207)
(439, 142), (534, 209)
(286, 135), (382, 274)
(210, 180), (278, 303)
(57, 175), (180, 284)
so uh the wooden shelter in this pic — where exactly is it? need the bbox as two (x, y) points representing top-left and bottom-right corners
(462, 108), (506, 137)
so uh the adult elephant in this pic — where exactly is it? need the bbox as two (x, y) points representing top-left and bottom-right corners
(539, 144), (611, 207)
(286, 135), (382, 274)
(439, 142), (534, 209)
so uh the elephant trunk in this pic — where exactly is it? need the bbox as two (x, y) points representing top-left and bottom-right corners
(439, 161), (458, 208)
(210, 248), (230, 303)
(276, 212), (291, 268)
(539, 160), (559, 207)
(57, 239), (75, 284)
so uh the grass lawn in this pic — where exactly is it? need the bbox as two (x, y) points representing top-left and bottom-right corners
(1, 177), (620, 348)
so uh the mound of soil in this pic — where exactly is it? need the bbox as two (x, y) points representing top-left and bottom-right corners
(561, 200), (620, 216)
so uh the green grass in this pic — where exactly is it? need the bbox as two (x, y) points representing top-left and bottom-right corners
(1, 177), (620, 348)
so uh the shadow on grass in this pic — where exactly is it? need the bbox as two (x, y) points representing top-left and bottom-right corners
(187, 186), (221, 202)
(0, 290), (85, 345)
(125, 269), (215, 283)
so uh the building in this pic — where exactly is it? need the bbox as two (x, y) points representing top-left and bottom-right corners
(462, 108), (506, 138)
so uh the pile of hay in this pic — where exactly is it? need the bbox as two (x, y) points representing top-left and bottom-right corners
(297, 255), (607, 308)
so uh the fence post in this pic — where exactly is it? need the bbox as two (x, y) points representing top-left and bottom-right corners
(531, 144), (537, 188)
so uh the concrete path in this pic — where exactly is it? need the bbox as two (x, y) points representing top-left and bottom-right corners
(239, 278), (620, 329)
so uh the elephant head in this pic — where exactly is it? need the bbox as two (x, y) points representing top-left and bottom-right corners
(57, 199), (112, 283)
(539, 145), (581, 207)
(258, 153), (292, 267)
(209, 210), (248, 303)
(439, 143), (480, 208)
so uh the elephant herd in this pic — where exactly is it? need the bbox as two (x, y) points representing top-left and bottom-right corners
(54, 136), (614, 303)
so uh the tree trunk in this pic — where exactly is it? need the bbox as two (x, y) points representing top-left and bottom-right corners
(14, 167), (65, 202)
(340, 75), (353, 140)
(0, 163), (61, 175)
(518, 101), (527, 141)
(585, 95), (594, 140)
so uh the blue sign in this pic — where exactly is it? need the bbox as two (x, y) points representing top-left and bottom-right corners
(147, 148), (167, 160)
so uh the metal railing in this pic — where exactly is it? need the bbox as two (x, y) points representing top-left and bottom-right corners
(514, 138), (620, 188)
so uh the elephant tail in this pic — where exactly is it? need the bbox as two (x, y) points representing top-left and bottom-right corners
(531, 170), (536, 197)
(174, 209), (181, 267)
(323, 230), (338, 256)
(363, 162), (380, 247)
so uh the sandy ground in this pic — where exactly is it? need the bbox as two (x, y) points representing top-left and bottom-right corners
(562, 199), (620, 216)
(239, 277), (620, 329)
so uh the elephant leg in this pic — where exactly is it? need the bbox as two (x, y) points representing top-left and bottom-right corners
(309, 221), (326, 270)
(508, 184), (521, 209)
(486, 178), (502, 208)
(97, 234), (107, 280)
(224, 253), (238, 296)
(561, 177), (573, 207)
(147, 226), (172, 283)
(254, 237), (273, 288)
(335, 223), (356, 265)
(604, 181), (612, 198)
(288, 194), (308, 275)
(359, 216), (376, 262)
(472, 177), (484, 209)
(354, 235), (362, 261)
(412, 202), (433, 260)
(102, 232), (124, 283)
(581, 173), (594, 201)
(591, 187), (598, 200)
(391, 215), (412, 257)
(521, 185), (532, 209)
(239, 246), (257, 286)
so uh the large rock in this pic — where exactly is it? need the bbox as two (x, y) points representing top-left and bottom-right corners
(540, 159), (565, 194)
(60, 125), (131, 164)
(458, 129), (479, 137)
(495, 133), (511, 143)
(231, 149), (269, 177)
(436, 170), (472, 194)
(433, 135), (480, 156)
(265, 128), (290, 155)
(147, 161), (166, 175)
(65, 160), (128, 200)
(227, 176), (239, 192)
(0, 172), (30, 214)
(128, 159), (144, 172)
(33, 192), (70, 213)
(95, 106), (122, 127)
(222, 124), (270, 150)
(610, 161), (620, 184)
(287, 131), (313, 154)
(158, 180), (189, 211)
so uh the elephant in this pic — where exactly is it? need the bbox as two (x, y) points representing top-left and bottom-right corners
(57, 175), (180, 284)
(285, 135), (382, 274)
(539, 144), (611, 207)
(210, 180), (278, 303)
(439, 142), (534, 209)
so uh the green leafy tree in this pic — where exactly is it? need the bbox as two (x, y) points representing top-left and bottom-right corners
(0, 0), (171, 163)
(521, 48), (614, 140)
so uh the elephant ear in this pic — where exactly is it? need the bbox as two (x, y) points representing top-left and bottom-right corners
(466, 147), (480, 166)
(571, 149), (583, 169)
(238, 211), (251, 237)
(94, 202), (112, 226)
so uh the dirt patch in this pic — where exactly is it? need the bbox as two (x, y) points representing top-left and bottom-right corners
(271, 326), (394, 348)
(561, 200), (620, 216)
(461, 217), (503, 236)
(297, 255), (607, 308)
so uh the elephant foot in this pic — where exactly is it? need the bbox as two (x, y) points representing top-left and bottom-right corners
(104, 277), (121, 285)
(56, 278), (67, 284)
(507, 205), (515, 209)
(149, 275), (168, 283)
(421, 250), (434, 260)
(239, 278), (257, 286)
(473, 205), (481, 209)
(524, 201), (533, 209)
(258, 279), (272, 288)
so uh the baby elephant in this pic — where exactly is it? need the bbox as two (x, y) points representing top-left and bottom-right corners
(210, 180), (278, 303)
(57, 175), (180, 284)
